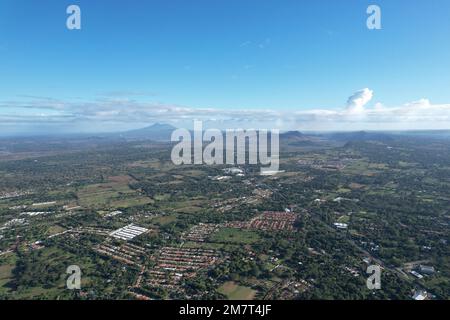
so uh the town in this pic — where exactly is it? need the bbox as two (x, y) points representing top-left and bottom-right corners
(1, 130), (448, 300)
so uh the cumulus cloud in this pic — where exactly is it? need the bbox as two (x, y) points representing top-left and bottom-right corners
(290, 92), (450, 131)
(346, 88), (373, 114)
(1, 89), (450, 132)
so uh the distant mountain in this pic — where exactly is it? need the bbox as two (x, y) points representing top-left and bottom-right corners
(116, 126), (400, 145)
(325, 131), (394, 142)
(280, 130), (321, 147)
(119, 123), (177, 141)
(280, 131), (306, 140)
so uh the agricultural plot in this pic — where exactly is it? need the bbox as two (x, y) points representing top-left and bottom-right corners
(77, 177), (152, 209)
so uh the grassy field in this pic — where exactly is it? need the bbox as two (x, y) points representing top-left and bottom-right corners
(165, 198), (208, 214)
(218, 281), (256, 300)
(154, 194), (171, 201)
(46, 225), (66, 236)
(342, 160), (380, 176)
(2, 246), (117, 299)
(210, 228), (260, 244)
(77, 177), (152, 209)
(337, 215), (350, 223)
(337, 187), (352, 193)
(0, 253), (16, 294)
(152, 214), (178, 225)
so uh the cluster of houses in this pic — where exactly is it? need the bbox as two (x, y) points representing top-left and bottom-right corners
(181, 223), (219, 242)
(213, 188), (272, 213)
(226, 211), (298, 232)
(0, 219), (28, 252)
(104, 210), (123, 218)
(247, 211), (297, 231)
(264, 279), (311, 300)
(9, 205), (27, 210)
(146, 247), (219, 290)
(297, 158), (352, 171)
(95, 242), (147, 267)
(0, 190), (32, 199)
(47, 226), (111, 240)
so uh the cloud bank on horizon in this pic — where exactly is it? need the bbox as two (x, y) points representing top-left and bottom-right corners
(1, 89), (450, 134)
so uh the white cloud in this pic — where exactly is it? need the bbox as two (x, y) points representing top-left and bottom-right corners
(1, 89), (450, 132)
(290, 92), (450, 130)
(346, 88), (373, 114)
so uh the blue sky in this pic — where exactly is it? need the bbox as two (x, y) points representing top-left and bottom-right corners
(0, 0), (450, 133)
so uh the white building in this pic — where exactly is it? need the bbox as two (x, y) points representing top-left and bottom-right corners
(412, 290), (427, 300)
(333, 222), (348, 230)
(109, 224), (148, 241)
